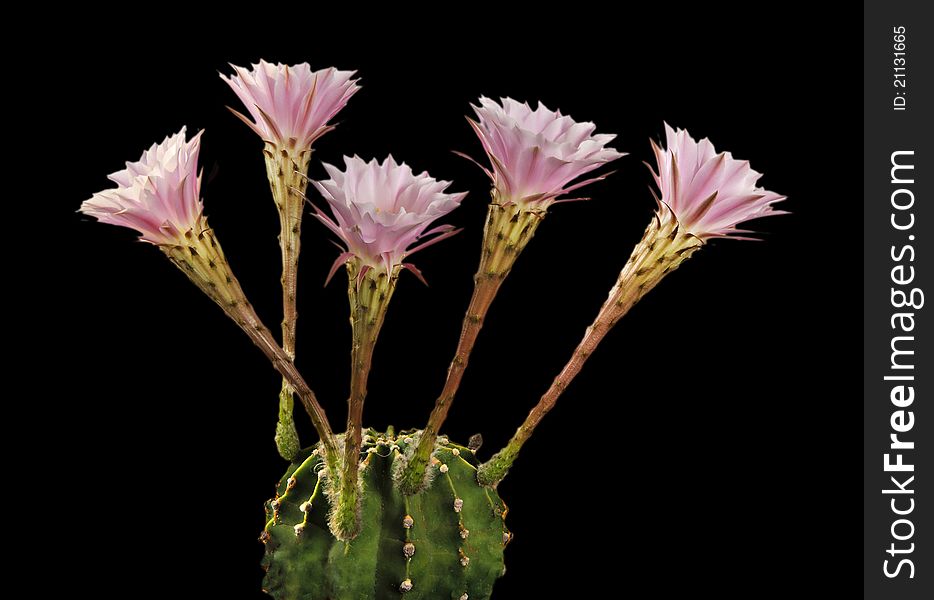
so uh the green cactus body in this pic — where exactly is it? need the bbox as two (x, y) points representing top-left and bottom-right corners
(262, 430), (510, 599)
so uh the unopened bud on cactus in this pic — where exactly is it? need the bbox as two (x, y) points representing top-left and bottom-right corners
(274, 411), (301, 463)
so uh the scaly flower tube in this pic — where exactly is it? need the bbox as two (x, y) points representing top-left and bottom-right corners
(478, 124), (787, 484)
(311, 155), (465, 537)
(221, 61), (360, 459)
(79, 128), (340, 472)
(401, 98), (623, 493)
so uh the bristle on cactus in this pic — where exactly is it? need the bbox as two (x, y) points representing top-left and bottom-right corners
(262, 430), (509, 600)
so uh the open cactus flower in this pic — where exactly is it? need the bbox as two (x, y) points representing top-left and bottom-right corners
(81, 64), (783, 600)
(467, 97), (624, 208)
(478, 124), (786, 485)
(309, 154), (465, 539)
(398, 98), (625, 492)
(79, 128), (241, 307)
(80, 127), (341, 475)
(221, 61), (360, 151)
(613, 122), (785, 314)
(460, 97), (624, 277)
(311, 155), (466, 284)
(222, 61), (361, 460)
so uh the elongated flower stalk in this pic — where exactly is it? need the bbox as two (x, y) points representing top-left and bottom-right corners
(478, 124), (787, 485)
(400, 97), (623, 493)
(79, 128), (340, 472)
(311, 155), (465, 538)
(222, 61), (360, 459)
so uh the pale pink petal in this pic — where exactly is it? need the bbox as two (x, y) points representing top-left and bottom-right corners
(402, 263), (429, 286)
(311, 156), (466, 273)
(466, 97), (624, 208)
(651, 124), (786, 239)
(221, 61), (360, 149)
(80, 127), (205, 245)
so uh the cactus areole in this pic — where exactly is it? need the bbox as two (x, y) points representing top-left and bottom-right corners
(262, 430), (509, 600)
(80, 60), (784, 599)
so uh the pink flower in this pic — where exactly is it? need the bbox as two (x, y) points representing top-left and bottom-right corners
(311, 156), (466, 280)
(80, 127), (205, 245)
(221, 60), (360, 149)
(650, 124), (786, 239)
(466, 97), (623, 207)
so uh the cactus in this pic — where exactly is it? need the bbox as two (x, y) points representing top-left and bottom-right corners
(81, 64), (784, 600)
(262, 430), (509, 600)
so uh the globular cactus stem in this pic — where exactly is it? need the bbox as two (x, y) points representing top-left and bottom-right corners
(478, 201), (704, 485)
(263, 141), (314, 461)
(401, 202), (545, 494)
(262, 430), (510, 600)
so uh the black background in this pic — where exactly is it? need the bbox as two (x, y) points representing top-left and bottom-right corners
(41, 7), (861, 599)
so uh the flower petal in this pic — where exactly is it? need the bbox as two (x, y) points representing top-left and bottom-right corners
(80, 127), (205, 245)
(221, 61), (360, 149)
(464, 97), (624, 207)
(651, 125), (785, 239)
(311, 156), (465, 270)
